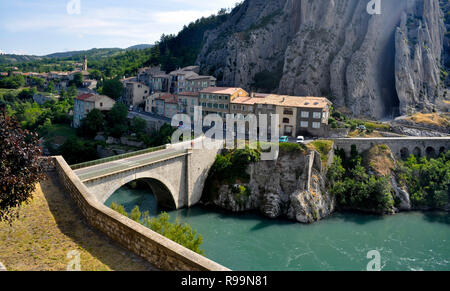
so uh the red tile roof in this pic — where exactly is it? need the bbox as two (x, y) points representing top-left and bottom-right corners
(157, 94), (178, 104)
(76, 93), (94, 101)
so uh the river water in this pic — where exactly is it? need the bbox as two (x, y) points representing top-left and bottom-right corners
(105, 187), (450, 271)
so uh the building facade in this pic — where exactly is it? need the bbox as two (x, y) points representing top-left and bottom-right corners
(124, 81), (150, 107)
(73, 93), (116, 128)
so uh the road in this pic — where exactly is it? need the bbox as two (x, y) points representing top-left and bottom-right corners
(73, 148), (186, 182)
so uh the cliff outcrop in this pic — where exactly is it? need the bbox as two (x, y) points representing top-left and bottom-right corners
(197, 0), (447, 119)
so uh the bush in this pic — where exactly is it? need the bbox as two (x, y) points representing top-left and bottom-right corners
(110, 204), (204, 255)
(397, 152), (449, 208)
(329, 146), (395, 213)
(279, 142), (307, 154)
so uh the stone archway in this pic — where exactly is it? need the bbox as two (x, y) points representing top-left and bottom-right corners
(426, 147), (437, 159)
(400, 148), (410, 160)
(439, 147), (446, 156)
(105, 177), (177, 210)
(413, 147), (422, 158)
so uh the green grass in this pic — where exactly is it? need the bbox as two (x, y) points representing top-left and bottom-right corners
(308, 140), (334, 165)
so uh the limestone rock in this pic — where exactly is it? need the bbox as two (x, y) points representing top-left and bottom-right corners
(197, 0), (447, 119)
(210, 150), (335, 223)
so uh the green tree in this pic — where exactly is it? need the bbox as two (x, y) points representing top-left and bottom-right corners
(101, 78), (124, 100)
(130, 117), (147, 135)
(0, 110), (45, 222)
(79, 109), (105, 138)
(72, 72), (84, 88)
(106, 102), (128, 138)
(57, 137), (98, 165)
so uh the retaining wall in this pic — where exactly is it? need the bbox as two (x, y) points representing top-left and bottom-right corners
(48, 156), (229, 271)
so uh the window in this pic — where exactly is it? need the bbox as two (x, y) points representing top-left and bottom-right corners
(213, 104), (218, 108)
(219, 104), (224, 109)
(313, 112), (322, 119)
(283, 118), (290, 124)
(301, 111), (310, 118)
(207, 103), (212, 108)
(100, 102), (103, 107)
(312, 122), (321, 129)
(284, 109), (294, 115)
(300, 121), (309, 128)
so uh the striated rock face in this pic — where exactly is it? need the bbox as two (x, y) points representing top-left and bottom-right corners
(210, 150), (335, 223)
(197, 0), (447, 119)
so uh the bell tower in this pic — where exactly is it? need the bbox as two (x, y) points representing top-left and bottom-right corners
(83, 55), (88, 71)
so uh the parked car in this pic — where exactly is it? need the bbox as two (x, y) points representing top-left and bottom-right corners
(357, 125), (367, 130)
(279, 136), (289, 143)
(296, 136), (305, 144)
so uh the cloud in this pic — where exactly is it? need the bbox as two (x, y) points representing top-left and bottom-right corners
(2, 2), (236, 47)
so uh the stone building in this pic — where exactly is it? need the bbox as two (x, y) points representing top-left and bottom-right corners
(73, 93), (116, 128)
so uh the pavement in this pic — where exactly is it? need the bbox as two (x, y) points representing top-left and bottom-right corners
(74, 148), (186, 182)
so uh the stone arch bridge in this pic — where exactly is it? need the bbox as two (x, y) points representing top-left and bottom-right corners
(333, 137), (449, 160)
(72, 138), (220, 209)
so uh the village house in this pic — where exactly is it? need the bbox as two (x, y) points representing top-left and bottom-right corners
(177, 92), (200, 120)
(73, 93), (116, 128)
(199, 87), (249, 120)
(123, 81), (150, 108)
(184, 75), (216, 93)
(151, 94), (178, 119)
(137, 66), (165, 89)
(230, 94), (332, 137)
(151, 74), (170, 93)
(32, 92), (60, 105)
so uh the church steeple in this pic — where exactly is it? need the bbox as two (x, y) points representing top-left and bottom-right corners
(83, 55), (88, 71)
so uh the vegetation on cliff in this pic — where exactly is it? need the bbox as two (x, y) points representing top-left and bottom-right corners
(397, 152), (450, 208)
(110, 203), (204, 255)
(328, 145), (395, 214)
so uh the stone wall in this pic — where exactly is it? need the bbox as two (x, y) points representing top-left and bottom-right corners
(333, 137), (450, 159)
(50, 156), (229, 271)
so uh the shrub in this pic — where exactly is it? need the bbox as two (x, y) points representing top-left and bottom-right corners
(396, 151), (449, 208)
(110, 204), (205, 255)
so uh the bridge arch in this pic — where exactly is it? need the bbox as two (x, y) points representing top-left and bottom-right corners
(103, 173), (178, 210)
(400, 148), (410, 160)
(426, 147), (437, 159)
(413, 147), (422, 158)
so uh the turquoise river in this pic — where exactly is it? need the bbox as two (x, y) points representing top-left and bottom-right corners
(105, 187), (450, 271)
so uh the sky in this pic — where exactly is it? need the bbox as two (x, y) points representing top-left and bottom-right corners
(0, 0), (239, 56)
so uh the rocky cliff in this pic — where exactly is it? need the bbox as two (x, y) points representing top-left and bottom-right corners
(197, 0), (447, 119)
(205, 148), (335, 224)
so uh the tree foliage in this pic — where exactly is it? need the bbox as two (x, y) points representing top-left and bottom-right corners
(397, 152), (449, 208)
(0, 75), (25, 89)
(79, 109), (105, 138)
(101, 78), (124, 100)
(110, 203), (204, 255)
(0, 110), (45, 222)
(328, 147), (395, 213)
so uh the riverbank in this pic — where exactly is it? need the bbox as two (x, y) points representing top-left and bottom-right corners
(0, 173), (157, 271)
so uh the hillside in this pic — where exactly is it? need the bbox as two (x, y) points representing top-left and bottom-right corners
(197, 0), (449, 119)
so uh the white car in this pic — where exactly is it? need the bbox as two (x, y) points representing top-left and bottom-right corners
(296, 136), (305, 144)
